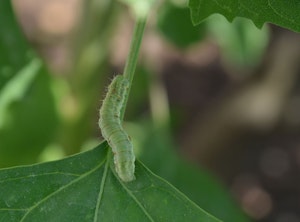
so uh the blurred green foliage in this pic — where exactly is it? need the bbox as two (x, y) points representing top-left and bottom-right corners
(0, 1), (58, 166)
(157, 1), (205, 48)
(207, 15), (269, 67)
(0, 1), (30, 88)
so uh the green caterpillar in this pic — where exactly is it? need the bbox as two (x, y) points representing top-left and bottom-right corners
(99, 75), (135, 182)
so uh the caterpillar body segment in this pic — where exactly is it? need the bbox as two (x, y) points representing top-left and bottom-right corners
(99, 75), (135, 182)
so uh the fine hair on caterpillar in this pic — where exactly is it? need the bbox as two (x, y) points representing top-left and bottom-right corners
(99, 75), (135, 182)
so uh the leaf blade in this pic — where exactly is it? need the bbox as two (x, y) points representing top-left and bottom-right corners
(0, 142), (220, 222)
(189, 0), (300, 32)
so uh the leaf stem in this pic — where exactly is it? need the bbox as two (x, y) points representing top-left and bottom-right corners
(121, 17), (147, 119)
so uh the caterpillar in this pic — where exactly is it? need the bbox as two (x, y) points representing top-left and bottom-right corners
(99, 75), (135, 182)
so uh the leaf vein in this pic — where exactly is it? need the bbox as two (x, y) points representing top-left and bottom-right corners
(19, 160), (106, 222)
(93, 147), (110, 222)
(112, 169), (155, 222)
(0, 172), (80, 184)
(267, 0), (297, 25)
(0, 208), (27, 211)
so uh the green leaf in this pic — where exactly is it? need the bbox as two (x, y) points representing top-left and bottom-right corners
(0, 1), (33, 89)
(157, 2), (206, 48)
(0, 142), (220, 222)
(189, 0), (300, 32)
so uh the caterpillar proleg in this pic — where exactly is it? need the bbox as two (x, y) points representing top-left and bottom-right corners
(99, 75), (135, 182)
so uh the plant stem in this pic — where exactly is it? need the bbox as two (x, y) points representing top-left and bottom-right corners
(121, 17), (147, 120)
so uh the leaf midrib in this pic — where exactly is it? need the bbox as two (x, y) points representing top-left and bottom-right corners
(93, 149), (110, 222)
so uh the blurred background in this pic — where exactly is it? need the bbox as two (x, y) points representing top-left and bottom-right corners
(1, 0), (300, 221)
